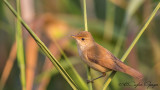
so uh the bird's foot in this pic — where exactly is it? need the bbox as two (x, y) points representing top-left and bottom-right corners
(87, 80), (94, 83)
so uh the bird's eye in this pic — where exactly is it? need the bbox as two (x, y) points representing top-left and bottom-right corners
(81, 38), (85, 41)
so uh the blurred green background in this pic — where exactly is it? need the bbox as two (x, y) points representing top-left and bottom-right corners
(0, 0), (160, 90)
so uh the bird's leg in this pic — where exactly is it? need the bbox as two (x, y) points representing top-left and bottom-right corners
(87, 72), (106, 83)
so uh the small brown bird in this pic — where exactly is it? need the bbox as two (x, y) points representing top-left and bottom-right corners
(72, 31), (143, 83)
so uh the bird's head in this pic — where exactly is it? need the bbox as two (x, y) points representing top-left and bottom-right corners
(72, 31), (95, 50)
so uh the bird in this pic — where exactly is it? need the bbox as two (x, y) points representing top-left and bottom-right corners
(72, 31), (143, 83)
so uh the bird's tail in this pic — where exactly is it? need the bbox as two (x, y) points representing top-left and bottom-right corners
(125, 65), (143, 80)
(118, 61), (144, 80)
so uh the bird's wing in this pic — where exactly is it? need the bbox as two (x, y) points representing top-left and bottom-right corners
(87, 43), (144, 80)
(87, 43), (125, 72)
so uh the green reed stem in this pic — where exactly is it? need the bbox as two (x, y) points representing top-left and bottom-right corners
(87, 67), (93, 90)
(16, 0), (26, 90)
(83, 0), (88, 31)
(103, 2), (160, 90)
(83, 0), (92, 89)
(3, 0), (78, 89)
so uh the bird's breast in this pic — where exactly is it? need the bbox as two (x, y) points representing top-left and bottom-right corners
(77, 46), (84, 58)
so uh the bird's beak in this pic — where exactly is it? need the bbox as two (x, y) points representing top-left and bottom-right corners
(71, 35), (82, 39)
(71, 35), (77, 39)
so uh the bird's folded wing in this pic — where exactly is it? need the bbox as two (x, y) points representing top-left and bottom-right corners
(87, 43), (125, 72)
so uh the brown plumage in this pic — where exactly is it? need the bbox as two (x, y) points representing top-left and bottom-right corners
(72, 31), (143, 83)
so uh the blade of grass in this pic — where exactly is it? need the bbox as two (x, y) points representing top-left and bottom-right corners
(103, 2), (160, 90)
(52, 38), (88, 90)
(36, 58), (81, 82)
(3, 0), (78, 89)
(26, 36), (38, 90)
(53, 39), (88, 90)
(16, 0), (26, 90)
(83, 0), (92, 89)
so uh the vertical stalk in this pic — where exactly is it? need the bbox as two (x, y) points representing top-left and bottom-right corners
(87, 67), (92, 90)
(16, 0), (26, 90)
(83, 0), (92, 89)
(83, 0), (88, 31)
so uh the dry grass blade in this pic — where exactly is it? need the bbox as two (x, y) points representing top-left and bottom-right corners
(26, 37), (38, 90)
(0, 42), (16, 89)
